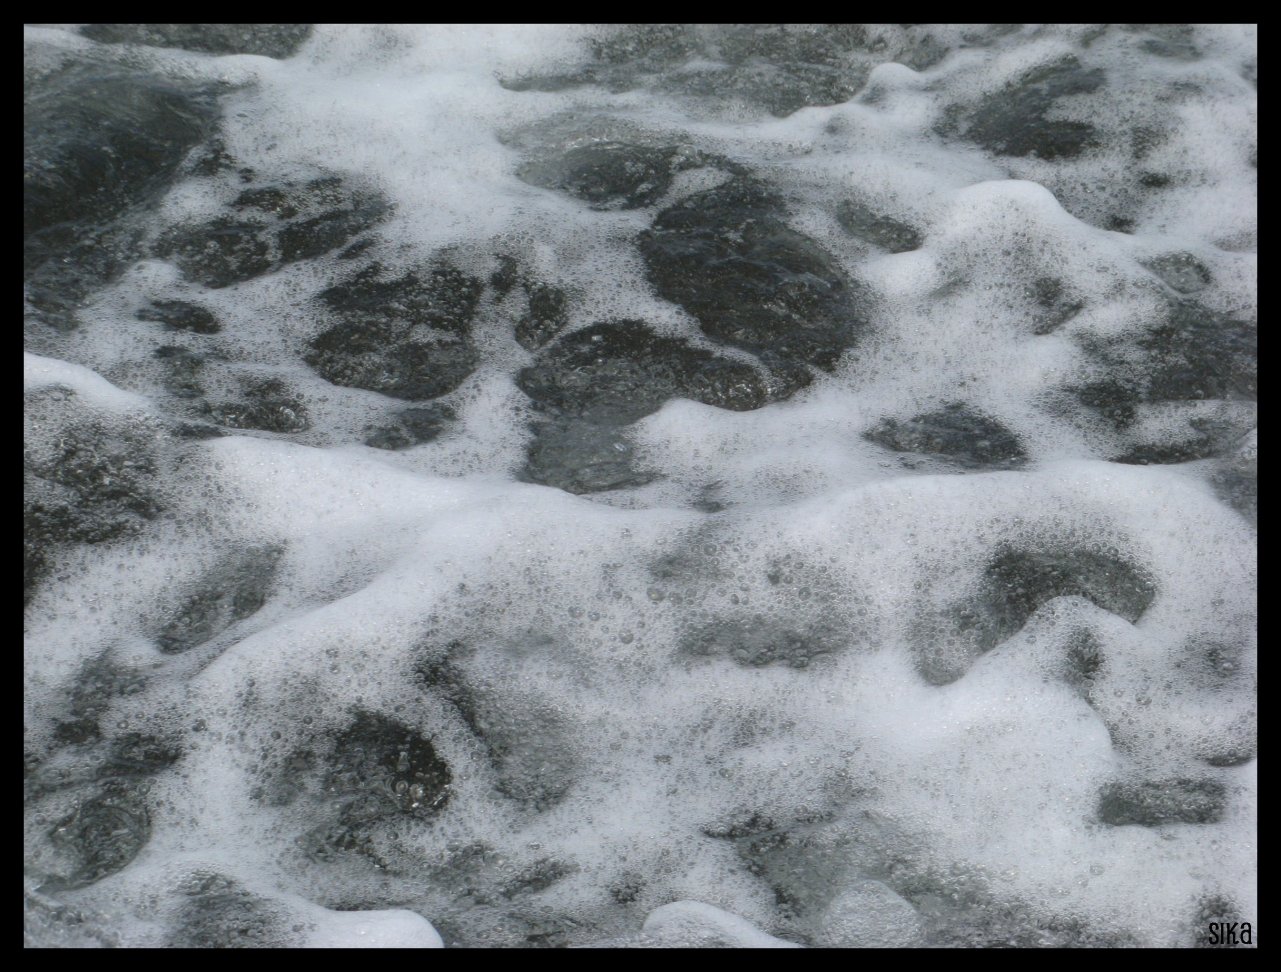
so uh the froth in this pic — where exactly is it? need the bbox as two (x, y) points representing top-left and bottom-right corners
(25, 24), (1254, 947)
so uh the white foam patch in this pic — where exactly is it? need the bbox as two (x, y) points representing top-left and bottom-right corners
(641, 901), (801, 948)
(25, 24), (1255, 948)
(301, 906), (444, 949)
(25, 352), (151, 413)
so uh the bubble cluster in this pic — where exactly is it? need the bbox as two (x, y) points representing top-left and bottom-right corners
(25, 24), (1254, 947)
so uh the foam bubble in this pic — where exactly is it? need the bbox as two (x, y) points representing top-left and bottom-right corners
(25, 24), (1255, 948)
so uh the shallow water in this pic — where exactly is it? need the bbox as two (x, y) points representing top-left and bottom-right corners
(24, 24), (1256, 948)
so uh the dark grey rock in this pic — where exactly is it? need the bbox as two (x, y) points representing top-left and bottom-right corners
(24, 57), (219, 330)
(1098, 777), (1226, 826)
(1072, 300), (1255, 431)
(253, 177), (388, 264)
(522, 420), (654, 495)
(156, 177), (389, 288)
(155, 217), (274, 288)
(504, 25), (912, 117)
(136, 299), (221, 334)
(500, 859), (575, 899)
(24, 61), (217, 246)
(24, 392), (166, 606)
(704, 813), (852, 925)
(292, 710), (452, 868)
(81, 24), (314, 60)
(1029, 276), (1083, 334)
(206, 379), (310, 434)
(1132, 25), (1201, 62)
(51, 655), (148, 746)
(516, 283), (570, 350)
(152, 346), (207, 399)
(156, 544), (283, 654)
(305, 264), (483, 400)
(1062, 629), (1105, 694)
(1145, 252), (1213, 294)
(100, 733), (183, 779)
(488, 256), (571, 348)
(588, 24), (703, 68)
(836, 199), (922, 253)
(1212, 432), (1256, 526)
(911, 889), (1137, 948)
(325, 710), (452, 822)
(639, 180), (867, 370)
(668, 59), (864, 117)
(44, 784), (150, 890)
(953, 56), (1105, 159)
(420, 652), (576, 811)
(365, 405), (456, 451)
(308, 326), (477, 401)
(863, 403), (1027, 469)
(917, 545), (1157, 685)
(518, 141), (693, 210)
(972, 547), (1156, 645)
(1140, 301), (1256, 402)
(517, 319), (772, 494)
(184, 136), (251, 180)
(489, 254), (521, 294)
(169, 874), (287, 949)
(518, 320), (769, 424)
(1073, 378), (1142, 430)
(173, 422), (227, 440)
(1111, 414), (1253, 466)
(711, 24), (879, 73)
